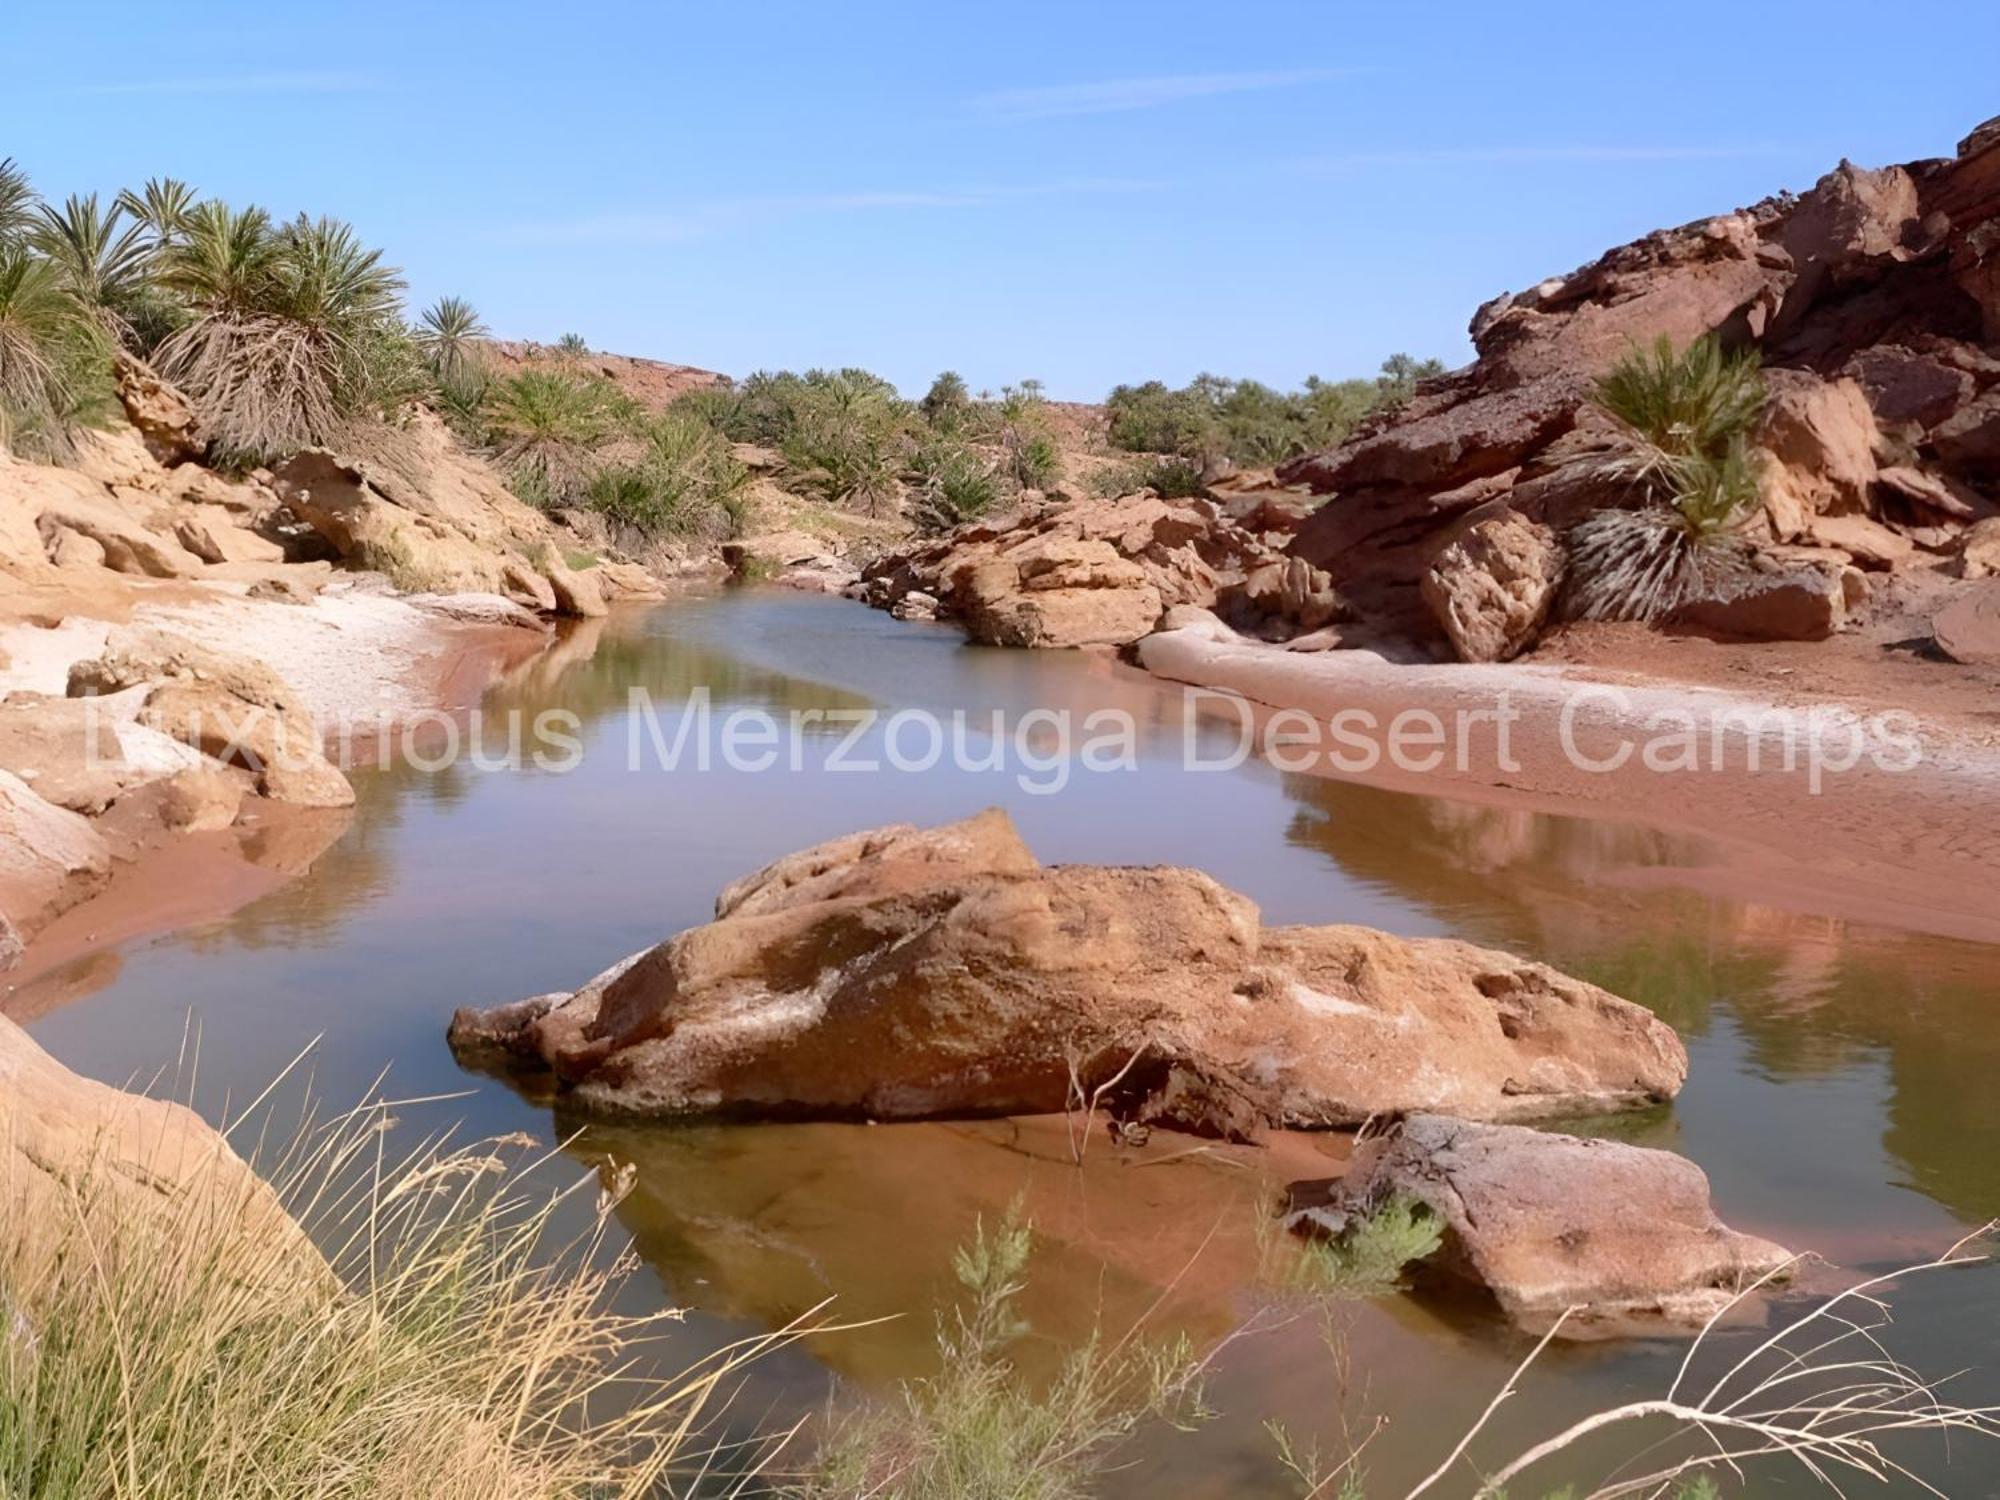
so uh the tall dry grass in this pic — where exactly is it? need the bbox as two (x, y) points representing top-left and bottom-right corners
(0, 1077), (804, 1500)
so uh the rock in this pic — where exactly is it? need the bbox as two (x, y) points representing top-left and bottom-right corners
(775, 554), (862, 597)
(449, 810), (1688, 1127)
(863, 495), (1339, 649)
(0, 1015), (323, 1287)
(405, 592), (551, 632)
(1670, 564), (1849, 642)
(1288, 1114), (1793, 1336)
(1842, 345), (1977, 428)
(1877, 464), (1988, 521)
(890, 589), (940, 622)
(44, 525), (107, 571)
(112, 352), (206, 465)
(0, 691), (203, 815)
(32, 489), (203, 579)
(1930, 391), (2000, 480)
(1960, 517), (2000, 579)
(152, 766), (246, 832)
(1802, 512), (1916, 570)
(173, 510), (286, 566)
(1421, 510), (1566, 662)
(1932, 582), (2000, 665)
(543, 553), (609, 617)
(0, 768), (110, 944)
(1755, 371), (1880, 540)
(67, 628), (354, 809)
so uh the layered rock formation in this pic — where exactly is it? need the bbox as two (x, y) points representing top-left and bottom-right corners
(1279, 119), (2000, 658)
(1287, 1114), (1793, 1336)
(857, 494), (1342, 649)
(450, 810), (1687, 1128)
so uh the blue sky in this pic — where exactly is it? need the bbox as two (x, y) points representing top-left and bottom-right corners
(5, 1), (1998, 398)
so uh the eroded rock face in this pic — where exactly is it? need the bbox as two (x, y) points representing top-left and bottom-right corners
(112, 352), (207, 466)
(1277, 119), (2000, 658)
(860, 496), (1343, 649)
(450, 811), (1688, 1129)
(1287, 1113), (1794, 1336)
(1421, 509), (1566, 662)
(0, 767), (110, 946)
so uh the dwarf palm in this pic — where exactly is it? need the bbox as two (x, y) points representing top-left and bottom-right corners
(0, 246), (110, 458)
(486, 368), (620, 504)
(416, 295), (488, 392)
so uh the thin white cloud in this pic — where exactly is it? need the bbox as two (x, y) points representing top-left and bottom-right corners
(76, 71), (380, 97)
(508, 178), (1166, 246)
(1294, 144), (1785, 171)
(968, 68), (1348, 123)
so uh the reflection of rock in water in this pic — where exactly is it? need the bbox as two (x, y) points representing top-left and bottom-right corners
(560, 1109), (1336, 1386)
(1274, 770), (2000, 1225)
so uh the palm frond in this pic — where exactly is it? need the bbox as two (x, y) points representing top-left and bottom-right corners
(30, 193), (154, 334)
(115, 176), (199, 250)
(0, 158), (38, 247)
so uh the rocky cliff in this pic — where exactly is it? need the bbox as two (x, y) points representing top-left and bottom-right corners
(1281, 117), (2000, 656)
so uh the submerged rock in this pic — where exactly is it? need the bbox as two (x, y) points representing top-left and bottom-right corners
(1287, 1113), (1794, 1337)
(450, 810), (1687, 1129)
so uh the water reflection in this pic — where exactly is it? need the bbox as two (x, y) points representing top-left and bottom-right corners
(18, 590), (2000, 1496)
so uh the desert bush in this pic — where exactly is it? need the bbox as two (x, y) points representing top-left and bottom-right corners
(0, 1090), (795, 1500)
(1287, 1193), (1443, 1298)
(773, 368), (912, 514)
(1566, 335), (1768, 623)
(1088, 454), (1204, 500)
(555, 331), (590, 357)
(987, 384), (1064, 493)
(1106, 357), (1444, 465)
(909, 437), (999, 533)
(484, 367), (625, 506)
(587, 410), (749, 539)
(788, 1209), (1207, 1500)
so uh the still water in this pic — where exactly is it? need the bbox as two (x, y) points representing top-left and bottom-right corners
(17, 592), (2000, 1496)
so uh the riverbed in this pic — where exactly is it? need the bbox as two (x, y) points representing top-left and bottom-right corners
(14, 590), (2000, 1496)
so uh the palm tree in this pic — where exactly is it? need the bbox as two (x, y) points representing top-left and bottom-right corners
(155, 204), (408, 457)
(416, 295), (488, 390)
(30, 194), (153, 334)
(0, 246), (108, 457)
(0, 159), (37, 247)
(115, 177), (199, 251)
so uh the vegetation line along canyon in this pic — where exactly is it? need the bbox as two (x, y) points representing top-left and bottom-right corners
(2, 73), (2000, 1500)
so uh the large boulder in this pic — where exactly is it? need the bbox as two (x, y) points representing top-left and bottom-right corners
(1932, 581), (2000, 665)
(1669, 564), (1851, 642)
(1287, 1114), (1793, 1336)
(450, 811), (1688, 1128)
(1421, 509), (1566, 662)
(112, 352), (207, 466)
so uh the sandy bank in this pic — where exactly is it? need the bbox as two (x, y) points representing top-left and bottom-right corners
(1137, 621), (2000, 945)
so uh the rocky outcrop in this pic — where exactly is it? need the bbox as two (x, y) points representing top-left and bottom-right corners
(1669, 562), (1853, 642)
(0, 767), (110, 948)
(860, 495), (1344, 648)
(450, 810), (1687, 1128)
(0, 1014), (323, 1284)
(1287, 1114), (1794, 1336)
(68, 628), (353, 808)
(112, 351), (207, 466)
(1932, 580), (2000, 664)
(1279, 120), (2000, 659)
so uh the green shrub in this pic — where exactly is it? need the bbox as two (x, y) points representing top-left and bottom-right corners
(484, 368), (625, 506)
(0, 243), (115, 461)
(586, 410), (748, 539)
(1105, 357), (1445, 465)
(1567, 335), (1769, 623)
(1089, 454), (1205, 499)
(788, 1209), (1207, 1500)
(910, 437), (998, 533)
(772, 368), (912, 513)
(1288, 1192), (1443, 1298)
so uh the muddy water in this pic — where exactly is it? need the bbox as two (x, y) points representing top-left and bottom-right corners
(15, 592), (2000, 1497)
